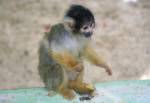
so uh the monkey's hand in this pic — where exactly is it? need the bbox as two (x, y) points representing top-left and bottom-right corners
(104, 65), (112, 76)
(97, 64), (112, 76)
(72, 63), (83, 72)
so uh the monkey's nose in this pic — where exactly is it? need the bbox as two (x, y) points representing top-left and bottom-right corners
(84, 32), (92, 38)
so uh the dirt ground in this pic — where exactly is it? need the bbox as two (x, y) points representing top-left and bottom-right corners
(0, 0), (150, 89)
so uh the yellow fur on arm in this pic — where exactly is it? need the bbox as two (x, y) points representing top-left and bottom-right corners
(84, 45), (108, 68)
(52, 52), (78, 70)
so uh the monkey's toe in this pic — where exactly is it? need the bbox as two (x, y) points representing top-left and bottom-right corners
(75, 83), (95, 95)
(85, 84), (95, 94)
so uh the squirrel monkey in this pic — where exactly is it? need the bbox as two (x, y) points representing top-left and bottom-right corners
(38, 5), (112, 100)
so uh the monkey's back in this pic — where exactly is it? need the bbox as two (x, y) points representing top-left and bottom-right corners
(38, 24), (68, 67)
(38, 24), (66, 90)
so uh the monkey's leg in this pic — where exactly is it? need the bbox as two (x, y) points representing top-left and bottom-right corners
(56, 67), (76, 100)
(68, 71), (95, 95)
(40, 64), (75, 100)
(58, 83), (76, 100)
(76, 69), (84, 82)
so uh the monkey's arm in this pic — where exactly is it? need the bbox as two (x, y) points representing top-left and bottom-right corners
(51, 51), (82, 71)
(84, 45), (112, 75)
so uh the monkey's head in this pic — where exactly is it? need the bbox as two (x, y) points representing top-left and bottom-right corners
(64, 5), (95, 38)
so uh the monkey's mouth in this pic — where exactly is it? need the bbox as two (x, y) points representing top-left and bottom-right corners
(83, 32), (92, 38)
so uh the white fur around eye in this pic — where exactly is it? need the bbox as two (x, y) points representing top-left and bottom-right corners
(81, 25), (93, 33)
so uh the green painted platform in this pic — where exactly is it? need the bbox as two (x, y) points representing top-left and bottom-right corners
(0, 80), (150, 103)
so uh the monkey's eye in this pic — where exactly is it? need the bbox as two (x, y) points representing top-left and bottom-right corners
(83, 26), (88, 30)
(90, 23), (93, 27)
(91, 23), (95, 28)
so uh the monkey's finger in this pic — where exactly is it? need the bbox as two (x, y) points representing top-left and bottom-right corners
(106, 68), (112, 76)
(72, 63), (83, 72)
(104, 65), (112, 76)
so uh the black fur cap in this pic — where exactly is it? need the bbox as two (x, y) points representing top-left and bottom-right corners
(65, 5), (95, 32)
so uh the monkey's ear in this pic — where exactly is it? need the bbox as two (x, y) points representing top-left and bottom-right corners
(63, 17), (75, 29)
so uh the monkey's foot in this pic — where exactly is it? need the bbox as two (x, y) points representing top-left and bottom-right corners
(59, 88), (76, 100)
(80, 83), (95, 95)
(70, 82), (95, 95)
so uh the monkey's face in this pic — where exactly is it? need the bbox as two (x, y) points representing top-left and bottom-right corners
(65, 5), (95, 37)
(80, 22), (95, 38)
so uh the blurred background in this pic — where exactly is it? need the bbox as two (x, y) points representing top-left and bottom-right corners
(0, 0), (150, 89)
